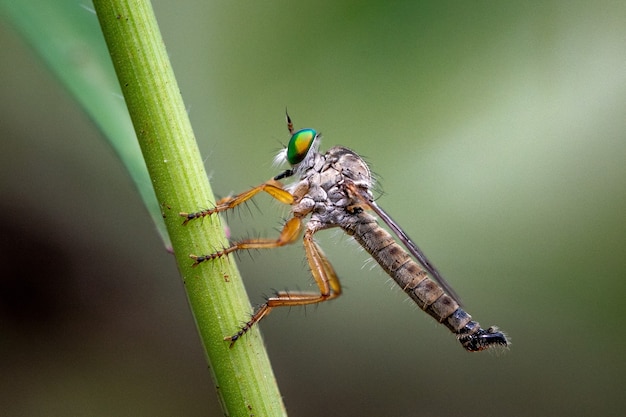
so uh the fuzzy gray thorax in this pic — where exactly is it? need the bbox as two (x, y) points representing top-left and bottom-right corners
(287, 146), (375, 232)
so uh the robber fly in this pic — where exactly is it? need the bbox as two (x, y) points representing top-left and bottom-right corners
(180, 113), (508, 352)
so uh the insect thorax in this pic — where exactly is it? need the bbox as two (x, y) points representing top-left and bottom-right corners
(290, 146), (373, 228)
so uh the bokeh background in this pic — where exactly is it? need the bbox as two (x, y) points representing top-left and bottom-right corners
(1, 1), (625, 416)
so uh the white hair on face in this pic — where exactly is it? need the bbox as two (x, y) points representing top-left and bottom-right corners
(273, 147), (288, 168)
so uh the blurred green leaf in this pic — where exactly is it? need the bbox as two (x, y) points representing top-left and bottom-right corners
(0, 0), (169, 247)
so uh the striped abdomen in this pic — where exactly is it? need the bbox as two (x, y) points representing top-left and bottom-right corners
(343, 213), (508, 351)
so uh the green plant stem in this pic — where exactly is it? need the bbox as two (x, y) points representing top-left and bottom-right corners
(93, 1), (286, 415)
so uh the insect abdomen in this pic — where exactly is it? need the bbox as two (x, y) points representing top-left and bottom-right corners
(348, 218), (459, 318)
(345, 216), (508, 351)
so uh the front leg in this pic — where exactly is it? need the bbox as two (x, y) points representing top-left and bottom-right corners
(179, 179), (294, 225)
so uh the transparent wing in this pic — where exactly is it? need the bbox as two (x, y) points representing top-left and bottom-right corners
(350, 184), (463, 306)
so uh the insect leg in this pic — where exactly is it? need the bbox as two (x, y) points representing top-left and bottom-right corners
(225, 228), (342, 346)
(179, 179), (294, 224)
(190, 216), (303, 265)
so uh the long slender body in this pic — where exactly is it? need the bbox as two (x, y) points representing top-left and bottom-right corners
(345, 212), (505, 351)
(292, 146), (507, 351)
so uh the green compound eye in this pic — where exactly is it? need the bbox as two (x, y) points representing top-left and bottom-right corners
(287, 128), (317, 165)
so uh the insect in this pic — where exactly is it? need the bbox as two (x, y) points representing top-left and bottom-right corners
(180, 113), (508, 351)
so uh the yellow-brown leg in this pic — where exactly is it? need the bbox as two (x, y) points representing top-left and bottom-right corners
(179, 179), (294, 225)
(190, 216), (303, 266)
(225, 228), (342, 347)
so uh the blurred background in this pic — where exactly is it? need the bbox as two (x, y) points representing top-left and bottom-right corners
(1, 1), (625, 416)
